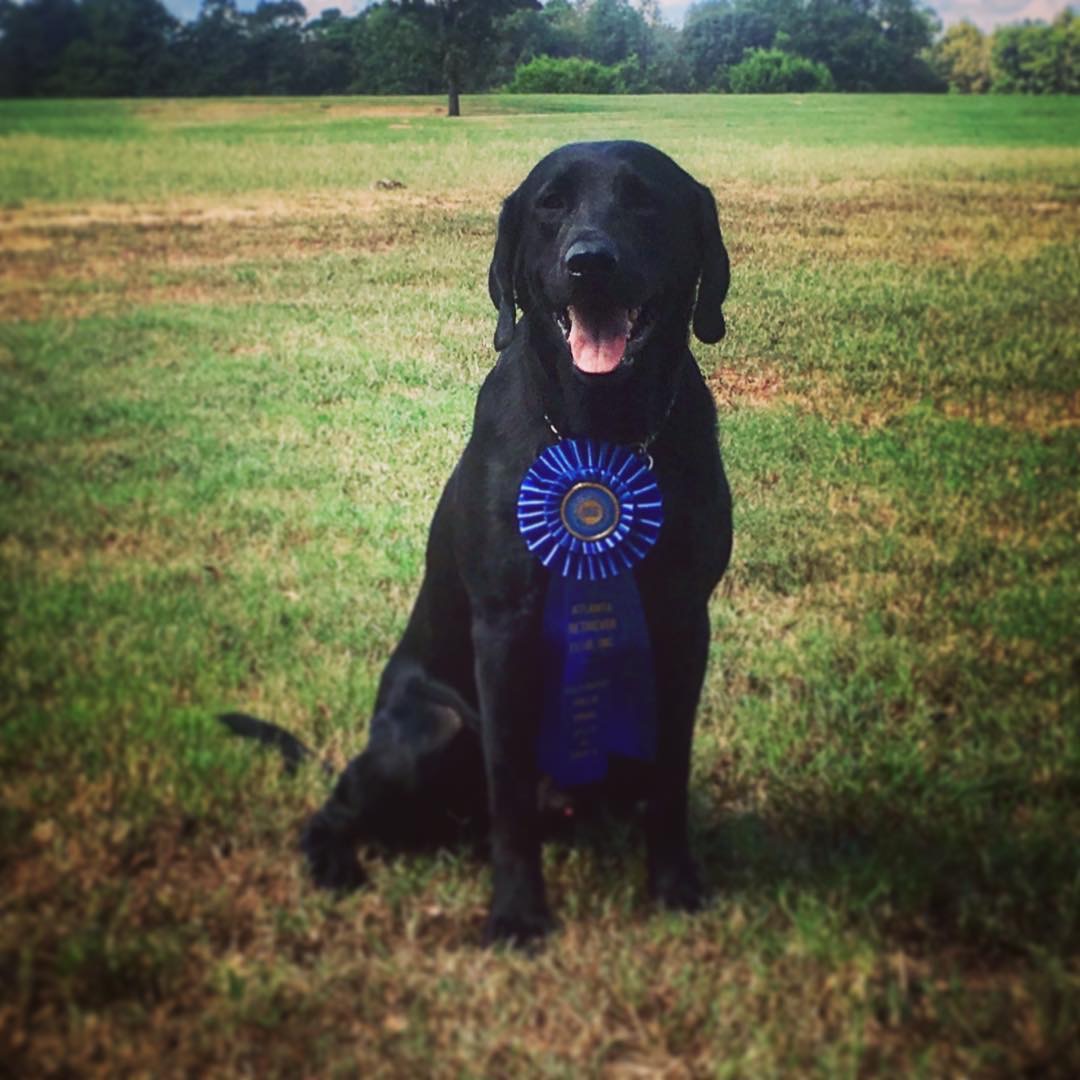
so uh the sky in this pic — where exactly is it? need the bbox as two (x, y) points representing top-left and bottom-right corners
(163, 0), (1073, 34)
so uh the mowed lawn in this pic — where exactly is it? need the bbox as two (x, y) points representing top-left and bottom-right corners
(1, 94), (1077, 1075)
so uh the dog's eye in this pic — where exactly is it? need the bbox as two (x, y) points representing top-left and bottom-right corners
(537, 191), (567, 212)
(622, 180), (659, 216)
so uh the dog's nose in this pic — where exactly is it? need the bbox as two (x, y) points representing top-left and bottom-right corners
(565, 239), (617, 279)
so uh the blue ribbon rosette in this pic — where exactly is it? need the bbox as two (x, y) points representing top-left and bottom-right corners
(517, 439), (663, 788)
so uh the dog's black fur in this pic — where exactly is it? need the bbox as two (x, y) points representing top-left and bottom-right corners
(227, 142), (732, 947)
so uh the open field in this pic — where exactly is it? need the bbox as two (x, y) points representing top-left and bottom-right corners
(1, 94), (1078, 1075)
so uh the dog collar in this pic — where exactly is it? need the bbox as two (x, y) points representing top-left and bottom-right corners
(541, 409), (666, 463)
(540, 352), (687, 458)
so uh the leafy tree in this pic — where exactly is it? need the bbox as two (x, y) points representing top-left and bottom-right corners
(10, 0), (1080, 99)
(728, 45), (833, 91)
(629, 0), (689, 90)
(351, 3), (442, 93)
(683, 0), (939, 92)
(0, 0), (87, 96)
(784, 0), (941, 91)
(51, 0), (179, 96)
(682, 0), (787, 90)
(643, 20), (693, 91)
(172, 0), (251, 94)
(498, 0), (685, 92)
(487, 2), (583, 86)
(1060, 8), (1080, 93)
(240, 1), (307, 94)
(581, 0), (648, 67)
(394, 0), (539, 116)
(299, 9), (360, 94)
(173, 0), (320, 95)
(932, 20), (991, 93)
(507, 53), (619, 91)
(991, 10), (1080, 94)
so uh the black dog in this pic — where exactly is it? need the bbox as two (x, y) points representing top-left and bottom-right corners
(227, 142), (731, 947)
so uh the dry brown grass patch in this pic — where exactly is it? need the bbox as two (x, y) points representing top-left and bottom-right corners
(134, 100), (446, 128)
(708, 363), (785, 410)
(1, 755), (1067, 1075)
(0, 189), (475, 320)
(942, 390), (1080, 433)
(717, 178), (1080, 268)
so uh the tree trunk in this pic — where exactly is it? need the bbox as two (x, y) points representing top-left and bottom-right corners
(446, 46), (462, 117)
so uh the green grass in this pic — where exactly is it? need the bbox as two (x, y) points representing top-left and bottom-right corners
(1, 94), (1078, 1075)
(2, 94), (1079, 204)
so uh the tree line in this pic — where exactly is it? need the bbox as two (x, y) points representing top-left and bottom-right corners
(1, 0), (1077, 104)
(934, 11), (1078, 93)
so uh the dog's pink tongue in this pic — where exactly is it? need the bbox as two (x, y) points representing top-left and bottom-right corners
(568, 305), (628, 374)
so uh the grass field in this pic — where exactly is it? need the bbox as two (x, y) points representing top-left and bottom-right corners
(1, 93), (1078, 1076)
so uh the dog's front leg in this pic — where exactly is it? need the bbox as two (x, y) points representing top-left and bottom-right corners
(472, 605), (555, 948)
(645, 602), (711, 912)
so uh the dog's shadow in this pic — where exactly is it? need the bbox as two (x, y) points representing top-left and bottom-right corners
(299, 758), (1070, 954)
(682, 782), (1073, 953)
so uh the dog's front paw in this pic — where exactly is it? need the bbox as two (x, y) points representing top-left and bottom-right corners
(649, 856), (705, 913)
(482, 901), (557, 951)
(301, 821), (368, 893)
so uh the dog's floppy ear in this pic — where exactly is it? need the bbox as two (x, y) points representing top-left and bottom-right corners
(692, 182), (730, 345)
(488, 189), (521, 351)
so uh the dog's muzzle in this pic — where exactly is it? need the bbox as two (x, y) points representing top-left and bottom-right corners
(555, 239), (652, 376)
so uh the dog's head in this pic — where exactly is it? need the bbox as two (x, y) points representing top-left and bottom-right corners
(488, 141), (729, 379)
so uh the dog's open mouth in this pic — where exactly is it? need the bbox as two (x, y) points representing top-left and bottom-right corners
(556, 302), (651, 375)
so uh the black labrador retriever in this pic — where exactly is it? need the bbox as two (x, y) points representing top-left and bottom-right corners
(226, 141), (731, 947)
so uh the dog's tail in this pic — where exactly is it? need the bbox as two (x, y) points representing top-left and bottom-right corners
(218, 712), (335, 776)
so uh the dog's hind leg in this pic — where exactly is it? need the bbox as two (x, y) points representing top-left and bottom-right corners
(301, 666), (486, 892)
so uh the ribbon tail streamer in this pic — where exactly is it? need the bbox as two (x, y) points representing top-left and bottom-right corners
(539, 574), (657, 788)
